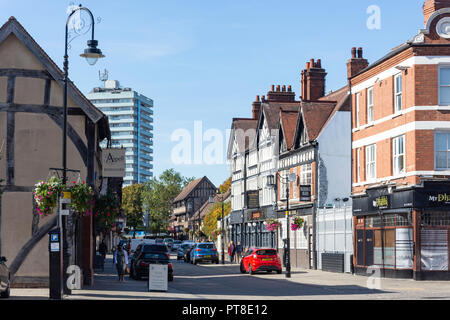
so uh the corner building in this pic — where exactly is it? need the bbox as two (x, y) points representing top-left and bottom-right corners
(351, 0), (450, 280)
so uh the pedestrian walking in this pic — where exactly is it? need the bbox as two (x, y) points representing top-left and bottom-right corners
(99, 240), (107, 271)
(114, 245), (128, 282)
(236, 241), (243, 262)
(228, 241), (236, 264)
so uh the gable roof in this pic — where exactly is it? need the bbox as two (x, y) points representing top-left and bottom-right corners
(261, 102), (301, 132)
(172, 176), (216, 203)
(279, 110), (299, 150)
(0, 17), (110, 139)
(190, 189), (231, 222)
(231, 118), (258, 153)
(301, 101), (336, 141)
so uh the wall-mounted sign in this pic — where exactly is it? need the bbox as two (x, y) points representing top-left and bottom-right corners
(247, 190), (259, 209)
(373, 196), (389, 209)
(299, 185), (311, 202)
(252, 212), (261, 219)
(102, 148), (126, 178)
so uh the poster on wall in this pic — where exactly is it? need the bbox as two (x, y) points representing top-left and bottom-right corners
(396, 229), (414, 269)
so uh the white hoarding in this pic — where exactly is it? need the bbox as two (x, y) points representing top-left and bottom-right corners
(148, 264), (168, 292)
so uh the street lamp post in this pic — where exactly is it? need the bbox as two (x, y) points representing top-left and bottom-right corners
(210, 190), (225, 264)
(58, 5), (104, 298)
(267, 172), (296, 279)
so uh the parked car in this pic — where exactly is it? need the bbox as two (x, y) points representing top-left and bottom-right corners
(190, 242), (219, 265)
(129, 244), (173, 281)
(0, 256), (10, 298)
(240, 248), (282, 275)
(164, 238), (174, 251)
(172, 240), (182, 251)
(155, 238), (164, 245)
(177, 243), (194, 260)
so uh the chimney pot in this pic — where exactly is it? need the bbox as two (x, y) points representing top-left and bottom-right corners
(256, 95), (260, 102)
(310, 59), (315, 67)
(351, 47), (357, 59)
(271, 85), (275, 91)
(276, 85), (281, 92)
(317, 59), (322, 68)
(288, 85), (292, 92)
(306, 62), (311, 69)
(357, 47), (363, 59)
(282, 85), (286, 92)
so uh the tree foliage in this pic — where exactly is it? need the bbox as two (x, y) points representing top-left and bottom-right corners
(142, 169), (195, 234)
(202, 200), (231, 240)
(219, 176), (231, 194)
(122, 184), (145, 234)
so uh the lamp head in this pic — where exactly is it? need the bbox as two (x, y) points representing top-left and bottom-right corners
(80, 40), (105, 66)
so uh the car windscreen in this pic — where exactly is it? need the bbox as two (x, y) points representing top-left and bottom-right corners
(143, 253), (168, 260)
(198, 244), (215, 249)
(142, 245), (168, 253)
(256, 249), (277, 256)
(180, 244), (191, 249)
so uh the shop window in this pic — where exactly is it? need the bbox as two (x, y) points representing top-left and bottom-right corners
(374, 229), (395, 268)
(421, 211), (450, 226)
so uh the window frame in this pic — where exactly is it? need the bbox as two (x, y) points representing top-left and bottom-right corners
(392, 135), (406, 176)
(435, 130), (450, 170)
(439, 66), (450, 106)
(367, 87), (374, 124)
(365, 144), (376, 181)
(356, 92), (360, 128)
(394, 73), (403, 113)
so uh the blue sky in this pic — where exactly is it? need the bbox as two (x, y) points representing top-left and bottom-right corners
(1, 0), (425, 187)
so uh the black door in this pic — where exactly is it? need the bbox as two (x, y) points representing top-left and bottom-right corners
(365, 230), (374, 267)
(356, 230), (364, 266)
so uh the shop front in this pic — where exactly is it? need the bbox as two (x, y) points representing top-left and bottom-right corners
(353, 182), (450, 280)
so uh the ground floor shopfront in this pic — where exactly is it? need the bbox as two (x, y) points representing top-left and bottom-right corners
(229, 205), (314, 270)
(353, 181), (450, 280)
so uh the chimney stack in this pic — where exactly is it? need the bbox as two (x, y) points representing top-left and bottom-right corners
(301, 58), (327, 101)
(347, 47), (369, 79)
(252, 95), (262, 120)
(423, 0), (450, 27)
(266, 85), (296, 102)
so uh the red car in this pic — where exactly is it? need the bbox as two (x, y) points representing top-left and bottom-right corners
(240, 248), (282, 275)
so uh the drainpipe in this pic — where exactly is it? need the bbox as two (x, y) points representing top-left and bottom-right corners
(312, 141), (319, 270)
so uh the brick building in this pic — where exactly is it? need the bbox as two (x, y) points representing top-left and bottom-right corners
(351, 0), (450, 280)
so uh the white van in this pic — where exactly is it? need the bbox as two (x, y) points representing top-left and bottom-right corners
(130, 238), (156, 253)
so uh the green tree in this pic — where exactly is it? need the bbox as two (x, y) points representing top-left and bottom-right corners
(142, 169), (194, 235)
(122, 184), (145, 237)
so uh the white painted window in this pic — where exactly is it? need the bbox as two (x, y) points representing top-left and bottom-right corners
(439, 67), (450, 105)
(356, 148), (361, 183)
(280, 170), (288, 200)
(366, 144), (376, 181)
(393, 135), (405, 175)
(435, 132), (450, 170)
(394, 74), (402, 113)
(356, 92), (360, 128)
(301, 164), (312, 185)
(367, 87), (374, 123)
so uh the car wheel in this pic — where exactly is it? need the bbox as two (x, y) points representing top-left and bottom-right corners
(168, 275), (174, 282)
(249, 265), (253, 275)
(130, 266), (135, 279)
(267, 270), (272, 274)
(240, 262), (246, 274)
(215, 260), (219, 265)
(277, 269), (282, 274)
(193, 258), (197, 265)
(0, 280), (10, 299)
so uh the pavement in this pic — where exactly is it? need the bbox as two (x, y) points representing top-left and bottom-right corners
(8, 254), (450, 300)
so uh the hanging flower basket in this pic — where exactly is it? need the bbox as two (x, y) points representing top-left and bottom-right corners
(94, 192), (121, 230)
(33, 176), (63, 216)
(291, 217), (305, 231)
(265, 219), (281, 232)
(68, 181), (95, 217)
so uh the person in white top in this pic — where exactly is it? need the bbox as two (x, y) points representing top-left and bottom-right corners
(113, 245), (129, 282)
